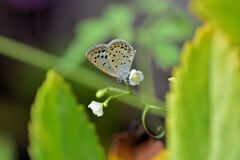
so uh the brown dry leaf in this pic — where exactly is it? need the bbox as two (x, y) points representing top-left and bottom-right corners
(108, 122), (165, 160)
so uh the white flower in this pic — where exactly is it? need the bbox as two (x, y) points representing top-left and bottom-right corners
(88, 101), (104, 117)
(129, 69), (144, 86)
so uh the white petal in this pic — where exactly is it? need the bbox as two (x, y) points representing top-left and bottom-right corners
(137, 72), (144, 81)
(95, 110), (103, 117)
(129, 78), (137, 86)
(129, 69), (137, 79)
(88, 101), (104, 117)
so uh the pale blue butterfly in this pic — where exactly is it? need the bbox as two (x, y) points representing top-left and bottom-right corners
(86, 39), (136, 81)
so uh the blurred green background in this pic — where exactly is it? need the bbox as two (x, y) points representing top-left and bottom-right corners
(0, 0), (196, 159)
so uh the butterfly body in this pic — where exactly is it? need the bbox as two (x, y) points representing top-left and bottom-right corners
(86, 39), (136, 81)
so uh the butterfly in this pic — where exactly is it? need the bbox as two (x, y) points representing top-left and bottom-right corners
(86, 39), (136, 81)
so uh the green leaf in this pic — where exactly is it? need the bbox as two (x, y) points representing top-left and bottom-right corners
(147, 11), (195, 43)
(28, 70), (105, 160)
(138, 0), (170, 15)
(56, 19), (112, 74)
(137, 1), (195, 68)
(167, 24), (240, 160)
(153, 42), (179, 68)
(103, 5), (135, 41)
(190, 0), (240, 45)
(0, 134), (16, 160)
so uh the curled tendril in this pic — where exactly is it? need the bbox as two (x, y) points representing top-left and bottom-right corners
(142, 106), (165, 139)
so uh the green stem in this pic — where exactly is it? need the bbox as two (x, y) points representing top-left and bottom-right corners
(126, 83), (166, 138)
(96, 87), (128, 98)
(142, 106), (165, 139)
(126, 82), (132, 94)
(102, 83), (167, 113)
(103, 92), (129, 107)
(0, 36), (108, 90)
(97, 81), (166, 138)
(148, 105), (167, 113)
(106, 87), (128, 94)
(126, 83), (166, 114)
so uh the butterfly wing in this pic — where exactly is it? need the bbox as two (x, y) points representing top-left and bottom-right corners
(86, 44), (118, 78)
(107, 39), (136, 80)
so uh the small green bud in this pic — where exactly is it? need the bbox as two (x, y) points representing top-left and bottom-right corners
(96, 88), (108, 98)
